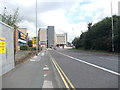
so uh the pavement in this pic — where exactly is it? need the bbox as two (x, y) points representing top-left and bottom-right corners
(2, 50), (59, 88)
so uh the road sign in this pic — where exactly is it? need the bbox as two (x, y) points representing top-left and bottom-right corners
(0, 37), (6, 53)
(32, 37), (37, 48)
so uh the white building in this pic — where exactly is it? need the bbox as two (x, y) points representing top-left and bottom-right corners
(56, 33), (67, 48)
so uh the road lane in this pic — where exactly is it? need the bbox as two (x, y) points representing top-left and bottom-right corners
(56, 51), (120, 76)
(49, 49), (118, 88)
(49, 52), (75, 89)
(55, 49), (118, 72)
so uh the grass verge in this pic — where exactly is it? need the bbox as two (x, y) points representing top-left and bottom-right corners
(69, 48), (119, 55)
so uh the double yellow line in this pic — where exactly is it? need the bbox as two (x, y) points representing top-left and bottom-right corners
(49, 52), (76, 90)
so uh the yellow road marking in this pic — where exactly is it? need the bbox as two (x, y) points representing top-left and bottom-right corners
(52, 58), (70, 90)
(49, 53), (70, 90)
(49, 52), (75, 90)
(54, 59), (76, 90)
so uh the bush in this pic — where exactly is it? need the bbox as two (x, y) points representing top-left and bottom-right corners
(20, 45), (29, 50)
(28, 47), (33, 50)
(28, 46), (42, 51)
(28, 40), (32, 47)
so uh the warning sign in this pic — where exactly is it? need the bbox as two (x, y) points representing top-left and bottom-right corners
(0, 37), (6, 53)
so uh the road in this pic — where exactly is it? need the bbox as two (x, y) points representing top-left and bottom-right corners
(48, 48), (119, 88)
(2, 48), (119, 89)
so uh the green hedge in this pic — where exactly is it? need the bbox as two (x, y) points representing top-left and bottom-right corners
(20, 45), (29, 50)
(20, 45), (42, 51)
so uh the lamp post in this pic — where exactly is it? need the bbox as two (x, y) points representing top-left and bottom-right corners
(36, 0), (38, 55)
(111, 0), (114, 52)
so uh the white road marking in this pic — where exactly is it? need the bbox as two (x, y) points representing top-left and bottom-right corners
(42, 80), (53, 88)
(44, 74), (47, 77)
(30, 59), (36, 61)
(41, 52), (45, 56)
(38, 52), (41, 55)
(30, 59), (41, 62)
(56, 51), (120, 76)
(30, 53), (41, 62)
(43, 67), (49, 71)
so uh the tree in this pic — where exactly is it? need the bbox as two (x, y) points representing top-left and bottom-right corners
(2, 7), (21, 28)
(87, 22), (92, 31)
(72, 37), (80, 48)
(28, 40), (32, 47)
(72, 15), (119, 52)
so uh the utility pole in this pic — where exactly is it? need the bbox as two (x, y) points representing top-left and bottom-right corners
(111, 0), (114, 52)
(36, 0), (38, 55)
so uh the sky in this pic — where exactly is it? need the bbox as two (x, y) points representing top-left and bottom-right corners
(0, 0), (120, 42)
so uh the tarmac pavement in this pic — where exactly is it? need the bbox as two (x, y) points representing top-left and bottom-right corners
(2, 50), (59, 88)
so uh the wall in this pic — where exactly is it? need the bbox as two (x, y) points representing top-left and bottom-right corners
(0, 21), (2, 90)
(0, 21), (15, 76)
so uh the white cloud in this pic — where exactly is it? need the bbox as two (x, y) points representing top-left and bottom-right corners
(18, 20), (36, 37)
(40, 9), (87, 42)
(69, 2), (80, 14)
(40, 9), (67, 27)
(1, 0), (120, 42)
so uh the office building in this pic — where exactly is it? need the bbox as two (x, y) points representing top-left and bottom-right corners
(38, 28), (47, 47)
(18, 30), (27, 45)
(14, 28), (28, 51)
(56, 33), (67, 48)
(47, 26), (55, 48)
(38, 26), (68, 48)
(19, 28), (27, 35)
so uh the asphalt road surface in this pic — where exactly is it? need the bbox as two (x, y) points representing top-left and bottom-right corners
(2, 48), (119, 89)
(48, 48), (119, 88)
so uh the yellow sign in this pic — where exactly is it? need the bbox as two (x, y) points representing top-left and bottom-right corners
(32, 38), (36, 48)
(0, 37), (6, 53)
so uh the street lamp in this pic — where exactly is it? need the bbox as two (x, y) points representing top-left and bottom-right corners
(36, 0), (38, 55)
(111, 0), (114, 52)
